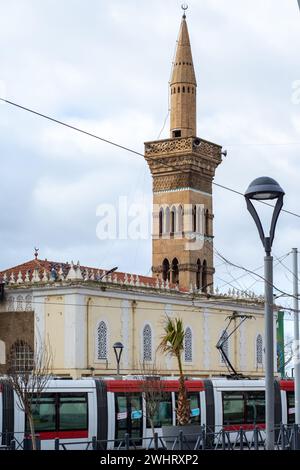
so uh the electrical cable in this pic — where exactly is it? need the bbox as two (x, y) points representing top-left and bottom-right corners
(1, 97), (300, 220)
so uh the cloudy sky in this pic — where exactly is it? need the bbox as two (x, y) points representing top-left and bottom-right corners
(1, 0), (300, 332)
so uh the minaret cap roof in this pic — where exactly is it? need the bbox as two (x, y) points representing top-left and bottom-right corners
(170, 16), (197, 86)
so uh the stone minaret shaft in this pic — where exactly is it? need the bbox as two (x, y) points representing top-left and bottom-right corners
(170, 15), (197, 138)
(144, 13), (223, 292)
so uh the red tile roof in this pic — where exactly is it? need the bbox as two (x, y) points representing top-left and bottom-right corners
(0, 259), (188, 292)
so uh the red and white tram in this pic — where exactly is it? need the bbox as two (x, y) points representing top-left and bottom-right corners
(0, 377), (295, 449)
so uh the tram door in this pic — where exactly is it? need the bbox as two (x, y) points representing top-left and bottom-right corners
(115, 393), (143, 446)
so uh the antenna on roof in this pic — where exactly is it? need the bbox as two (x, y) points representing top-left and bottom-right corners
(34, 247), (39, 260)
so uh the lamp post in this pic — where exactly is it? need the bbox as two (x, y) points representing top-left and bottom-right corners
(113, 342), (124, 377)
(292, 248), (300, 425)
(244, 176), (284, 451)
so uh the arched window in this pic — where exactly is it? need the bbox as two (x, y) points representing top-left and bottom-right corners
(171, 258), (179, 284)
(178, 86), (180, 93)
(178, 205), (183, 233)
(162, 259), (170, 282)
(159, 208), (163, 237)
(183, 86), (185, 93)
(220, 330), (229, 363)
(192, 205), (197, 233)
(9, 340), (34, 372)
(165, 207), (170, 234)
(184, 327), (192, 362)
(256, 334), (263, 366)
(25, 294), (32, 311)
(196, 259), (201, 290)
(188, 87), (190, 93)
(202, 260), (207, 293)
(170, 207), (176, 236)
(97, 321), (108, 360)
(173, 87), (176, 94)
(205, 209), (209, 236)
(143, 324), (152, 361)
(16, 295), (23, 311)
(197, 206), (203, 235)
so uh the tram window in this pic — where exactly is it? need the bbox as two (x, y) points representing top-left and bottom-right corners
(189, 393), (201, 424)
(287, 392), (295, 424)
(26, 393), (88, 433)
(245, 392), (265, 424)
(28, 395), (56, 432)
(59, 394), (88, 431)
(223, 392), (244, 425)
(129, 395), (143, 441)
(147, 393), (172, 428)
(116, 395), (128, 440)
(115, 393), (143, 444)
(174, 392), (200, 425)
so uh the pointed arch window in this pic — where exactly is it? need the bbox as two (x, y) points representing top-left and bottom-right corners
(184, 327), (192, 362)
(25, 294), (32, 311)
(97, 321), (108, 360)
(205, 209), (209, 236)
(165, 207), (170, 234)
(170, 207), (176, 236)
(256, 334), (263, 365)
(16, 295), (23, 311)
(178, 205), (183, 233)
(143, 324), (152, 361)
(162, 259), (170, 282)
(171, 258), (179, 284)
(192, 205), (197, 233)
(159, 208), (163, 237)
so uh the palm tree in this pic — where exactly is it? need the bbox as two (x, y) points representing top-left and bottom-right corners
(158, 317), (190, 426)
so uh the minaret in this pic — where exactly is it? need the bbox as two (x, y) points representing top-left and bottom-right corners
(144, 9), (223, 292)
(170, 11), (197, 138)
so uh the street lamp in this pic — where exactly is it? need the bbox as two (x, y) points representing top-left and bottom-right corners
(113, 342), (124, 377)
(244, 176), (284, 451)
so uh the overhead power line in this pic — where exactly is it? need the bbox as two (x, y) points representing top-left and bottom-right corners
(211, 245), (300, 303)
(0, 98), (142, 158)
(1, 97), (300, 220)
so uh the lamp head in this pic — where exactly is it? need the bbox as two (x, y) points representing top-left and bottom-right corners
(113, 342), (124, 352)
(245, 177), (285, 201)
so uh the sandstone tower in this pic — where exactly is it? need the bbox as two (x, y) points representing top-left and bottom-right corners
(144, 11), (223, 291)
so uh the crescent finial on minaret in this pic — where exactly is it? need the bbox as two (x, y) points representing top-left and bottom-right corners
(181, 3), (188, 19)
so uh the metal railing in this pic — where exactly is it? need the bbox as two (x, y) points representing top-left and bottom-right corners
(1, 424), (300, 451)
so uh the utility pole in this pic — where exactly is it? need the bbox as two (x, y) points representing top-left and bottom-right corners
(292, 248), (300, 425)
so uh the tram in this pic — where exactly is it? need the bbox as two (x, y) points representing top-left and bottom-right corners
(0, 377), (295, 449)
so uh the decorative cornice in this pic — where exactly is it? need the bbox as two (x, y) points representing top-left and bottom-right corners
(154, 187), (212, 197)
(144, 137), (222, 194)
(144, 136), (222, 158)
